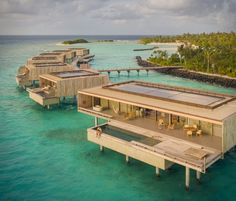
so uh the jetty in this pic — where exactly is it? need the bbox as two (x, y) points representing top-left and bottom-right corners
(98, 66), (182, 76)
(133, 46), (158, 51)
(78, 54), (95, 63)
(77, 80), (236, 190)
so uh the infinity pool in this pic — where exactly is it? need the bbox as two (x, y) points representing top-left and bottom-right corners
(95, 124), (161, 146)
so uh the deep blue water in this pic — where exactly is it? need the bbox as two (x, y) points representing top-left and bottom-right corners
(0, 35), (236, 201)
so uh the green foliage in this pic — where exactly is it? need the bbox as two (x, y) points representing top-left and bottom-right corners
(62, 39), (89, 44)
(144, 32), (236, 77)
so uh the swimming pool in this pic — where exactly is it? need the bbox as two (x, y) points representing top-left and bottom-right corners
(95, 124), (160, 146)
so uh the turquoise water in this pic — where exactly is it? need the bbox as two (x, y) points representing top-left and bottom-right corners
(1, 36), (236, 201)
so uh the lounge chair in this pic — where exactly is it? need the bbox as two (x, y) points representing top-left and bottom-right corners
(112, 104), (119, 114)
(93, 105), (103, 112)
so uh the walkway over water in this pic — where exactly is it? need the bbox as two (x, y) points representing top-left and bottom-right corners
(98, 66), (182, 76)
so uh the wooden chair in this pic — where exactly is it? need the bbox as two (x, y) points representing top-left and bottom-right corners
(187, 130), (193, 137)
(196, 130), (202, 136)
(125, 112), (136, 120)
(193, 124), (198, 129)
(184, 125), (190, 131)
(158, 119), (165, 129)
(168, 123), (175, 130)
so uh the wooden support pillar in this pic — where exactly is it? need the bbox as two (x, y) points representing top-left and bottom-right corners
(196, 171), (201, 181)
(100, 145), (104, 152)
(211, 123), (213, 136)
(95, 117), (98, 126)
(125, 155), (129, 163)
(185, 167), (190, 190)
(168, 114), (172, 125)
(155, 167), (160, 177)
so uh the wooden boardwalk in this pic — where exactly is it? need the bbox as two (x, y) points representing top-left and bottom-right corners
(98, 66), (182, 76)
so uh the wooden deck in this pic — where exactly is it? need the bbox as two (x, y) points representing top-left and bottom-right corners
(80, 107), (222, 151)
(118, 116), (222, 151)
(88, 121), (221, 173)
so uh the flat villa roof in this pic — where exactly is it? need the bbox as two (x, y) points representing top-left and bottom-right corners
(78, 81), (236, 122)
(41, 70), (100, 80)
(29, 61), (62, 66)
(69, 48), (87, 50)
(34, 63), (67, 67)
(105, 81), (233, 109)
(32, 56), (58, 60)
(53, 50), (72, 52)
(40, 52), (64, 56)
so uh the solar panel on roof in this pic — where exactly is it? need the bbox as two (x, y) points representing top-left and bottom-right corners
(113, 84), (154, 94)
(111, 83), (224, 107)
(148, 88), (181, 98)
(54, 71), (98, 78)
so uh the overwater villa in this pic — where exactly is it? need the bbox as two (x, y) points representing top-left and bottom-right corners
(16, 62), (75, 88)
(39, 52), (67, 63)
(69, 48), (90, 57)
(53, 49), (76, 64)
(27, 55), (65, 65)
(52, 48), (91, 64)
(28, 69), (109, 108)
(16, 48), (92, 88)
(77, 80), (236, 189)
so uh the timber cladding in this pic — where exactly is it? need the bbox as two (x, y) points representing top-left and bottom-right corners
(223, 112), (236, 152)
(55, 75), (109, 97)
(28, 65), (75, 80)
(39, 72), (109, 97)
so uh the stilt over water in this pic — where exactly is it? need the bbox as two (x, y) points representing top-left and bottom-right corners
(95, 117), (98, 126)
(100, 145), (104, 152)
(156, 167), (160, 177)
(196, 171), (201, 181)
(185, 167), (190, 190)
(126, 155), (129, 163)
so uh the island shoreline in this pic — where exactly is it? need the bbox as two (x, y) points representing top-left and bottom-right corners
(136, 56), (236, 88)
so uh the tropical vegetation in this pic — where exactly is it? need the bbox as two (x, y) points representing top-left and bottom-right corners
(63, 38), (88, 44)
(141, 32), (236, 77)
